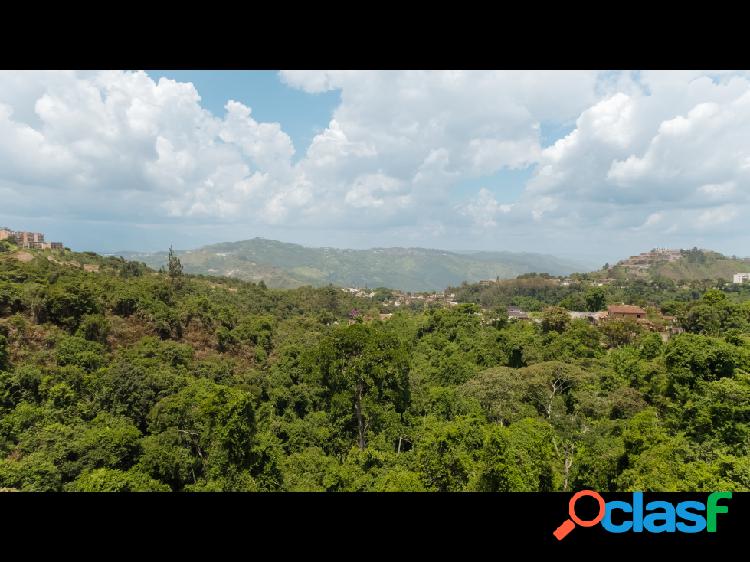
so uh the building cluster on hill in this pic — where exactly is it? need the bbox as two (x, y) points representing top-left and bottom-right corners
(479, 276), (615, 288)
(340, 287), (458, 308)
(341, 287), (376, 298)
(613, 248), (682, 275)
(0, 227), (63, 250)
(386, 291), (458, 308)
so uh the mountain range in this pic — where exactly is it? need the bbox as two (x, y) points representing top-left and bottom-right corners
(117, 238), (592, 292)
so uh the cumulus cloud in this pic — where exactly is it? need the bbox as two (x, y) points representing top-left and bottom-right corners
(521, 71), (750, 247)
(458, 188), (513, 228)
(697, 206), (739, 228)
(0, 70), (599, 230)
(642, 212), (664, 228)
(0, 71), (301, 225)
(1, 69), (749, 258)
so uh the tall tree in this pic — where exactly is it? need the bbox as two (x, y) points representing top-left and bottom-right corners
(167, 245), (183, 283)
(312, 323), (410, 450)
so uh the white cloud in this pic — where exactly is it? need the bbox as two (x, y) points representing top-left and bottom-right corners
(643, 212), (664, 227)
(1, 69), (749, 259)
(697, 206), (739, 228)
(458, 188), (512, 228)
(697, 181), (738, 202)
(219, 100), (295, 175)
(344, 173), (409, 209)
(0, 70), (603, 234)
(0, 70), (298, 225)
(522, 71), (750, 244)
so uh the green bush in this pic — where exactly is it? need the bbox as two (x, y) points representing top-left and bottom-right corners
(66, 468), (170, 491)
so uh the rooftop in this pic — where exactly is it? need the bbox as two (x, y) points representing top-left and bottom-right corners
(608, 304), (647, 315)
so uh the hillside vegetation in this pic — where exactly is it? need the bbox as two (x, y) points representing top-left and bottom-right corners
(605, 248), (750, 282)
(0, 246), (749, 492)
(119, 238), (588, 292)
(650, 249), (750, 281)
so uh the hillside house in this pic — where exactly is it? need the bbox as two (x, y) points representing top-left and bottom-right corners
(733, 273), (750, 284)
(607, 304), (647, 320)
(507, 306), (530, 321)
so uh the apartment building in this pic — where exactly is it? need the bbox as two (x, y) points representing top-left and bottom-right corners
(0, 227), (64, 250)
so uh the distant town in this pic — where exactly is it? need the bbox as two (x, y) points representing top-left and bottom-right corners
(340, 247), (750, 342)
(0, 227), (64, 250)
(341, 284), (686, 340)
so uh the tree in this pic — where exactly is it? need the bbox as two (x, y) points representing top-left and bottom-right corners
(638, 332), (663, 360)
(702, 289), (727, 306)
(77, 314), (110, 344)
(168, 245), (183, 283)
(119, 260), (145, 278)
(373, 467), (427, 491)
(541, 306), (570, 334)
(522, 361), (587, 421)
(416, 416), (484, 491)
(0, 452), (62, 491)
(486, 305), (508, 329)
(311, 323), (410, 450)
(67, 468), (170, 491)
(665, 334), (737, 395)
(56, 335), (106, 373)
(37, 282), (101, 331)
(148, 379), (260, 484)
(94, 357), (185, 430)
(459, 367), (536, 425)
(585, 287), (606, 312)
(725, 328), (744, 347)
(553, 320), (603, 359)
(600, 317), (642, 348)
(471, 418), (557, 491)
(683, 374), (750, 448)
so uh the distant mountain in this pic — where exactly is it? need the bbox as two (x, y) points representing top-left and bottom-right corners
(117, 238), (590, 292)
(608, 248), (750, 282)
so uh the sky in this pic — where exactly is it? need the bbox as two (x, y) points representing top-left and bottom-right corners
(1, 69), (749, 267)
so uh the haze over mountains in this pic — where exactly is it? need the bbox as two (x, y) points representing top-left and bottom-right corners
(118, 238), (593, 292)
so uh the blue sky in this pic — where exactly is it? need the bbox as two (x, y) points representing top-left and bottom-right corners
(0, 70), (749, 265)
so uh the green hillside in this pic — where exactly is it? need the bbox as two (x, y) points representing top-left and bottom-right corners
(650, 249), (750, 281)
(118, 238), (589, 292)
(1, 246), (749, 492)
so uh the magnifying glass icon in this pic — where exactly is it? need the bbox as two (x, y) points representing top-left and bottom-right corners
(553, 490), (606, 540)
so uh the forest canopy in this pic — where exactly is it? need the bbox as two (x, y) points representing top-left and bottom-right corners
(1, 248), (749, 491)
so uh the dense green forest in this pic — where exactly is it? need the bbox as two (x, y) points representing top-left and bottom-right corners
(1, 244), (749, 491)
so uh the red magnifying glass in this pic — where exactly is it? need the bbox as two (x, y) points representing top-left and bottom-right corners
(553, 490), (606, 541)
